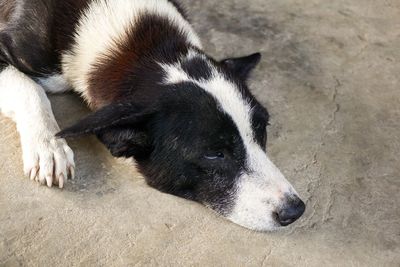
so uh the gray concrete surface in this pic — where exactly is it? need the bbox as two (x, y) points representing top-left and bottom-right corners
(1, 0), (399, 266)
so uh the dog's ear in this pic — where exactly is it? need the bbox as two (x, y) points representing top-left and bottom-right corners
(95, 127), (153, 159)
(221, 53), (261, 80)
(56, 103), (154, 138)
(57, 103), (156, 159)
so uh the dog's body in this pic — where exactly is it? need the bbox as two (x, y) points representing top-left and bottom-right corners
(0, 0), (305, 231)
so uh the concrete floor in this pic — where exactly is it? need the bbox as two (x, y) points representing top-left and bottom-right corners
(1, 0), (399, 266)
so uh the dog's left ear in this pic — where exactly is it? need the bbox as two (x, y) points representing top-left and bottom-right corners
(221, 52), (262, 80)
(57, 102), (157, 159)
(56, 103), (154, 138)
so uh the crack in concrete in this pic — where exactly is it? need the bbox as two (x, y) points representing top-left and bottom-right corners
(322, 189), (336, 223)
(296, 76), (343, 229)
(325, 77), (341, 130)
(261, 247), (273, 266)
(317, 77), (342, 224)
(294, 153), (318, 176)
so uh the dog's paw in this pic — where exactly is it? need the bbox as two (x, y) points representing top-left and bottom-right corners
(21, 134), (75, 188)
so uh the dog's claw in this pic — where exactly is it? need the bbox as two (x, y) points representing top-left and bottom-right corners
(30, 167), (38, 180)
(22, 135), (74, 188)
(69, 166), (75, 180)
(58, 174), (64, 189)
(46, 175), (53, 188)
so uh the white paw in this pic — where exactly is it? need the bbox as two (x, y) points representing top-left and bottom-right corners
(21, 134), (75, 188)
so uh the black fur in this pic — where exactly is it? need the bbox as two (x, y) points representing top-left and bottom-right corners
(181, 55), (213, 81)
(221, 53), (262, 80)
(58, 80), (257, 214)
(0, 0), (91, 75)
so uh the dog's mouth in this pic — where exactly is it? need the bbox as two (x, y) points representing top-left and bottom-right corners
(225, 198), (305, 231)
(220, 170), (305, 231)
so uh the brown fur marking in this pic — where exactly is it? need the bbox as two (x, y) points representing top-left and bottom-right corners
(87, 13), (189, 109)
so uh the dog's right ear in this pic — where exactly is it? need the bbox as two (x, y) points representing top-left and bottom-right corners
(56, 103), (155, 138)
(220, 53), (262, 81)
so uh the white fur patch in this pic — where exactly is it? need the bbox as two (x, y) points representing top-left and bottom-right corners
(161, 51), (298, 230)
(62, 0), (202, 102)
(0, 66), (75, 188)
(37, 74), (71, 93)
(227, 145), (296, 231)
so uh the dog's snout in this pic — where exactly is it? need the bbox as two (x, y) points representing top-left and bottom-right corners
(276, 197), (305, 226)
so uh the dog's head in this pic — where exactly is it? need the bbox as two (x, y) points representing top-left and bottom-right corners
(58, 51), (305, 231)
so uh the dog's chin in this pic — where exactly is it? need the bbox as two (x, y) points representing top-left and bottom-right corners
(203, 203), (279, 231)
(225, 214), (282, 232)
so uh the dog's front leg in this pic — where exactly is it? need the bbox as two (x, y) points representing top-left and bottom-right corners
(0, 65), (75, 188)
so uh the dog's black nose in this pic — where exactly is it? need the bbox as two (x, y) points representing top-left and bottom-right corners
(276, 197), (305, 226)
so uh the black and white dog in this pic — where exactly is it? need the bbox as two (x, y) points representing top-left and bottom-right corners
(0, 0), (305, 231)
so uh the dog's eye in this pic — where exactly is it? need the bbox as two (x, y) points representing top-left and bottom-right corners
(204, 152), (225, 160)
